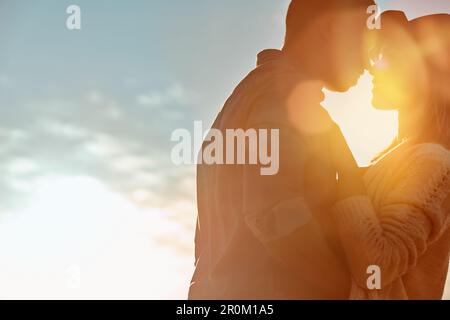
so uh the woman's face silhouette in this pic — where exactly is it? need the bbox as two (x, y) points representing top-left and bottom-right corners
(369, 25), (429, 111)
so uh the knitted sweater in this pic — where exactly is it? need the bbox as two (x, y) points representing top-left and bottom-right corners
(334, 141), (450, 299)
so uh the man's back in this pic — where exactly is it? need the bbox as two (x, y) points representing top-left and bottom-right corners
(189, 50), (348, 299)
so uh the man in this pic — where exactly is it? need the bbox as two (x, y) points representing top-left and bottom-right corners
(189, 0), (374, 299)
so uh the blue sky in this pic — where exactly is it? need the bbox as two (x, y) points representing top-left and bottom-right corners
(0, 0), (449, 299)
(0, 0), (289, 210)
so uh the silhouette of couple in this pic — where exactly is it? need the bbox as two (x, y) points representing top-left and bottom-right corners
(190, 0), (450, 300)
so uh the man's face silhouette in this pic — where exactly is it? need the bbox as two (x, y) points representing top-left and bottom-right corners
(321, 7), (372, 92)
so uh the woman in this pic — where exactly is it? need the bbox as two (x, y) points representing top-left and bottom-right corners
(332, 11), (450, 299)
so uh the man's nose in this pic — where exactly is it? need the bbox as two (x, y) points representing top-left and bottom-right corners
(363, 57), (372, 72)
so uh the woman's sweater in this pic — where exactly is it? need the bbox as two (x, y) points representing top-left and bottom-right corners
(333, 141), (450, 299)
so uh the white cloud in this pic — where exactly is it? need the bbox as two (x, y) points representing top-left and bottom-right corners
(7, 158), (40, 175)
(0, 128), (29, 152)
(85, 90), (105, 105)
(0, 175), (193, 299)
(84, 91), (122, 119)
(137, 92), (164, 107)
(42, 120), (88, 140)
(111, 155), (153, 172)
(0, 87), (197, 298)
(136, 83), (191, 108)
(83, 133), (127, 157)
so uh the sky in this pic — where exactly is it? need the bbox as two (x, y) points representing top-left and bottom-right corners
(0, 0), (449, 299)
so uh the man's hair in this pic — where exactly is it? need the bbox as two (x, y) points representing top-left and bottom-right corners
(283, 0), (374, 50)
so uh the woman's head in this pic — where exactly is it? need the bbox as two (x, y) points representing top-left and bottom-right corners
(370, 11), (450, 146)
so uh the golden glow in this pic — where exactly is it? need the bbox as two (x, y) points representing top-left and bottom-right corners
(370, 20), (430, 112)
(323, 71), (398, 167)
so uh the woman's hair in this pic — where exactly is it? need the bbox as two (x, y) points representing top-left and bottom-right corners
(412, 14), (450, 149)
(374, 14), (450, 161)
(421, 66), (450, 149)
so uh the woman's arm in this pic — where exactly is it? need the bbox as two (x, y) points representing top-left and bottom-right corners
(332, 142), (450, 289)
(333, 197), (433, 288)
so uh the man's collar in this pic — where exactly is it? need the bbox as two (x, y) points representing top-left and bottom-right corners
(256, 49), (283, 67)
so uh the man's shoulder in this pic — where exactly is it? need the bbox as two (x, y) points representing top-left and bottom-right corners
(217, 61), (299, 127)
(220, 59), (335, 136)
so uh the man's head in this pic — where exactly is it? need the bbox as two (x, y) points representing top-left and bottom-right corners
(283, 0), (375, 92)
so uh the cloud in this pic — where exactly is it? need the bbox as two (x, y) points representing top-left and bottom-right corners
(136, 83), (191, 108)
(6, 158), (39, 175)
(83, 132), (127, 157)
(0, 89), (196, 222)
(0, 175), (193, 299)
(0, 90), (197, 297)
(42, 120), (89, 140)
(84, 90), (105, 105)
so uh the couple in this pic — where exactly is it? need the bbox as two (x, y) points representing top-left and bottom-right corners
(189, 0), (450, 300)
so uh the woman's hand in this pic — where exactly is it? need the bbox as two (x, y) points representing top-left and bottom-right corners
(328, 125), (366, 200)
